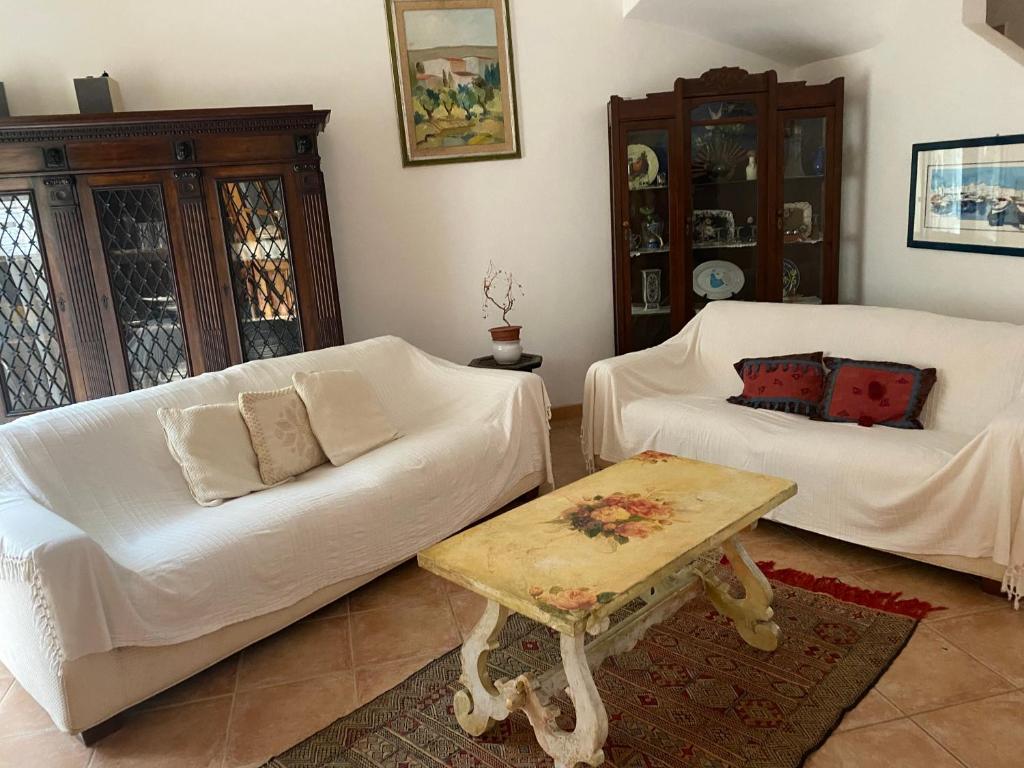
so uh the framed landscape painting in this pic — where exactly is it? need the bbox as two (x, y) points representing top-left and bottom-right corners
(385, 0), (521, 165)
(908, 133), (1024, 257)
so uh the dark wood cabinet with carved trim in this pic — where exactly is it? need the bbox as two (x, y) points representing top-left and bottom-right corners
(609, 68), (843, 354)
(0, 106), (343, 420)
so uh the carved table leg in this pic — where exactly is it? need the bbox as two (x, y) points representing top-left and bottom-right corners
(455, 599), (511, 735)
(500, 631), (609, 768)
(700, 537), (780, 652)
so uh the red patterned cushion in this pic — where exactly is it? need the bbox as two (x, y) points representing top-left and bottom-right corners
(815, 358), (937, 429)
(727, 352), (826, 416)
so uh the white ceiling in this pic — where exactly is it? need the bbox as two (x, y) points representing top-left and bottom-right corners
(623, 0), (903, 67)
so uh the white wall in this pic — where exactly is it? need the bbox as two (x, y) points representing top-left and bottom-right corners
(0, 0), (780, 406)
(795, 0), (1024, 322)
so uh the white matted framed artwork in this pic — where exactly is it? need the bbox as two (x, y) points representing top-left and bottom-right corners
(908, 133), (1024, 257)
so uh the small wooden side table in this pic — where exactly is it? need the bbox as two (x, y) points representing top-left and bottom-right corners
(468, 353), (543, 373)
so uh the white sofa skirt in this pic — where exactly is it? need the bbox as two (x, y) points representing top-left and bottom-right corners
(4, 470), (544, 735)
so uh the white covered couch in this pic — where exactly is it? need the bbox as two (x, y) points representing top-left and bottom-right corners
(584, 301), (1024, 606)
(0, 336), (551, 734)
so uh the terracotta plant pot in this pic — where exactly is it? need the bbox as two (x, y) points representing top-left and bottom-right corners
(488, 325), (522, 364)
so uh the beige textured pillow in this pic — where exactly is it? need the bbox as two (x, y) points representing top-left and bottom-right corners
(238, 386), (327, 485)
(293, 369), (399, 467)
(158, 403), (269, 506)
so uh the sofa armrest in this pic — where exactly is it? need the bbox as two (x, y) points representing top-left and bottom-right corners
(960, 394), (1024, 607)
(984, 393), (1024, 432)
(0, 490), (94, 568)
(582, 331), (701, 468)
(0, 488), (113, 669)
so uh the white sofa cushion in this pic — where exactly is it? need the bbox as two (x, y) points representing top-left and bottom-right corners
(293, 369), (399, 466)
(157, 403), (269, 506)
(238, 386), (327, 484)
(622, 393), (969, 516)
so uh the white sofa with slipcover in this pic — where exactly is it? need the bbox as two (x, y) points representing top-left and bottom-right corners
(0, 335), (551, 735)
(583, 301), (1024, 606)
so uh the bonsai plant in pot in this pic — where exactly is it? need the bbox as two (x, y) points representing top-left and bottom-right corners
(482, 260), (525, 364)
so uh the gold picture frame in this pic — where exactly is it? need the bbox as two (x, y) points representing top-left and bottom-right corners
(385, 0), (521, 166)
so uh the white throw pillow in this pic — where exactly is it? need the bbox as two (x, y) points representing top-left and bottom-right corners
(238, 386), (327, 485)
(293, 369), (399, 467)
(158, 403), (270, 506)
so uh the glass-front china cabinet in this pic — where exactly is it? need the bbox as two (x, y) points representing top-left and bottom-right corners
(0, 106), (343, 421)
(609, 67), (843, 354)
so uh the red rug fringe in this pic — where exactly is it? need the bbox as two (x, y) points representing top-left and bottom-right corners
(754, 560), (945, 620)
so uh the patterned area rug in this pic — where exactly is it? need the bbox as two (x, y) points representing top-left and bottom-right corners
(265, 565), (938, 768)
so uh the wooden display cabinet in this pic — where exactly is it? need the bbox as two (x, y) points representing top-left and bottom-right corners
(609, 68), (843, 354)
(0, 106), (343, 420)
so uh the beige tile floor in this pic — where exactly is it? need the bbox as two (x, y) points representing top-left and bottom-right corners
(1, 415), (1022, 768)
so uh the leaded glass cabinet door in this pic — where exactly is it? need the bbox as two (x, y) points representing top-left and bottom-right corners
(88, 179), (193, 390)
(0, 189), (74, 418)
(216, 176), (304, 362)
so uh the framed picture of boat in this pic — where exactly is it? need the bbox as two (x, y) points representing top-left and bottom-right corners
(909, 133), (1024, 257)
(385, 0), (521, 166)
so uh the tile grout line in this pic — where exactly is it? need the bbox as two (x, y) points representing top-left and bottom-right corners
(163, 646), (444, 705)
(875, 687), (900, 711)
(0, 678), (14, 708)
(444, 589), (467, 644)
(351, 646), (455, 677)
(837, 562), (918, 579)
(834, 711), (904, 734)
(839, 686), (1013, 737)
(135, 691), (235, 715)
(347, 593), (451, 616)
(894, 687), (1021, 720)
(922, 603), (1011, 626)
(924, 603), (1007, 625)
(925, 620), (1020, 688)
(906, 718), (970, 768)
(909, 688), (1023, 721)
(833, 689), (904, 735)
(742, 528), (893, 574)
(346, 607), (359, 701)
(219, 656), (242, 768)
(300, 598), (350, 623)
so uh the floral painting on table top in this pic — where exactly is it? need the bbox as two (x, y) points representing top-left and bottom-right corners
(632, 450), (674, 464)
(554, 490), (677, 545)
(529, 585), (617, 620)
(417, 449), (795, 634)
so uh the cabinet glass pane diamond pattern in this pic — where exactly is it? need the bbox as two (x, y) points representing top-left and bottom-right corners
(0, 193), (73, 415)
(93, 185), (190, 390)
(218, 178), (303, 361)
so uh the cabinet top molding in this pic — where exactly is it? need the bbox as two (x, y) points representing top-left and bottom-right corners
(0, 105), (330, 144)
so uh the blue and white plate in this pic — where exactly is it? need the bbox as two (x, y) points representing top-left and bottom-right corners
(693, 260), (744, 300)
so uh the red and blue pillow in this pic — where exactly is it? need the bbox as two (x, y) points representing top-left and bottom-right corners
(727, 353), (937, 429)
(727, 352), (826, 417)
(814, 357), (936, 429)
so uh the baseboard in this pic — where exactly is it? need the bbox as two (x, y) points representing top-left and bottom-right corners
(551, 403), (582, 421)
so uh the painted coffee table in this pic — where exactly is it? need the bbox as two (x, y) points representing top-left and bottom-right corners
(418, 450), (796, 768)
